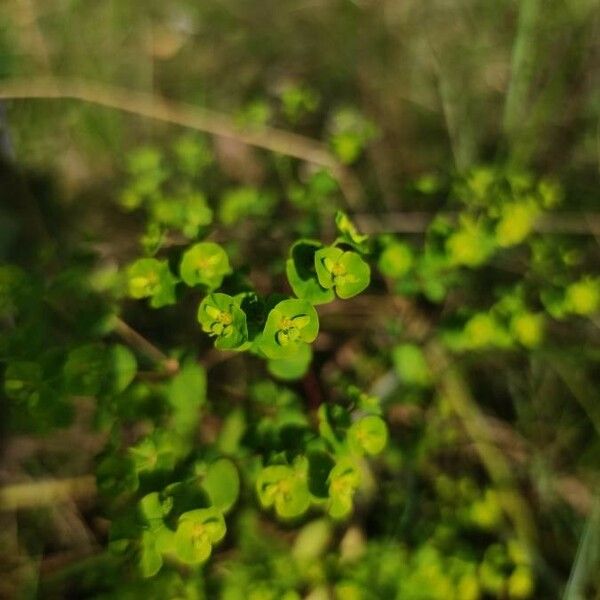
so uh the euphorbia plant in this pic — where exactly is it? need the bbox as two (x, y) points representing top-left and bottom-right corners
(3, 129), (598, 600)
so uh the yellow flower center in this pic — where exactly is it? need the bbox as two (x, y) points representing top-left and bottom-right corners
(217, 311), (233, 325)
(331, 262), (346, 277)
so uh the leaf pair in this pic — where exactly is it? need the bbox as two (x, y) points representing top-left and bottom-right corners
(287, 241), (370, 302)
(256, 459), (311, 520)
(174, 507), (226, 564)
(198, 293), (248, 350)
(127, 258), (177, 308)
(137, 458), (239, 576)
(259, 299), (319, 360)
(127, 242), (232, 308)
(180, 242), (232, 289)
(139, 504), (225, 573)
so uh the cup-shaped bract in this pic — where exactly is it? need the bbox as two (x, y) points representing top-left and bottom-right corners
(335, 210), (369, 250)
(378, 241), (414, 279)
(347, 415), (388, 456)
(198, 293), (248, 350)
(286, 239), (335, 305)
(180, 242), (232, 289)
(256, 463), (311, 519)
(127, 258), (177, 308)
(199, 458), (240, 513)
(267, 343), (312, 381)
(174, 507), (226, 564)
(259, 299), (319, 359)
(314, 246), (370, 299)
(327, 459), (361, 519)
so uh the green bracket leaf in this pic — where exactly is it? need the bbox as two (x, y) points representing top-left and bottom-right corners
(180, 242), (232, 289)
(286, 239), (335, 305)
(314, 246), (370, 299)
(174, 508), (226, 564)
(127, 258), (177, 307)
(258, 299), (319, 360)
(197, 293), (248, 350)
(200, 458), (240, 513)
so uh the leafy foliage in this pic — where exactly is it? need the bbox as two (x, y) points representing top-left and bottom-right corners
(180, 242), (232, 290)
(2, 92), (599, 599)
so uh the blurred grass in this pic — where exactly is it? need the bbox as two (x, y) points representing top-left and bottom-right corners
(1, 0), (598, 191)
(0, 0), (599, 597)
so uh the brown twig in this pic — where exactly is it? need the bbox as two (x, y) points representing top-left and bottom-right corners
(0, 76), (362, 207)
(112, 316), (179, 374)
(0, 476), (96, 511)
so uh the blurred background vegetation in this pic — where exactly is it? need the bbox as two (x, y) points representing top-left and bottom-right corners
(0, 0), (599, 599)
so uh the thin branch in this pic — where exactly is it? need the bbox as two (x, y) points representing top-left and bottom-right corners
(112, 316), (179, 374)
(0, 476), (96, 511)
(0, 76), (362, 207)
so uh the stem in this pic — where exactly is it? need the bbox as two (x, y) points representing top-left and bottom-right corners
(113, 316), (179, 374)
(0, 476), (96, 511)
(0, 76), (362, 208)
(503, 0), (541, 159)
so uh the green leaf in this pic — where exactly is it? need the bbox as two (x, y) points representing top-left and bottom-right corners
(96, 454), (139, 496)
(267, 343), (312, 381)
(292, 519), (332, 563)
(285, 239), (335, 305)
(347, 415), (388, 456)
(280, 83), (319, 123)
(129, 432), (178, 475)
(62, 343), (136, 399)
(4, 361), (43, 404)
(181, 193), (213, 238)
(219, 187), (276, 226)
(378, 242), (414, 279)
(495, 201), (539, 247)
(510, 312), (544, 348)
(173, 134), (213, 176)
(174, 508), (226, 564)
(140, 222), (165, 255)
(445, 221), (494, 268)
(256, 462), (311, 519)
(392, 344), (431, 387)
(125, 146), (168, 201)
(564, 277), (600, 316)
(335, 211), (369, 250)
(0, 265), (32, 319)
(168, 361), (206, 437)
(140, 529), (164, 578)
(462, 313), (512, 349)
(200, 459), (240, 513)
(329, 110), (377, 165)
(106, 344), (137, 394)
(147, 191), (212, 237)
(327, 459), (360, 519)
(63, 344), (106, 396)
(314, 246), (370, 299)
(139, 492), (172, 524)
(197, 293), (248, 350)
(180, 242), (232, 289)
(258, 299), (319, 359)
(126, 258), (177, 308)
(217, 408), (246, 455)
